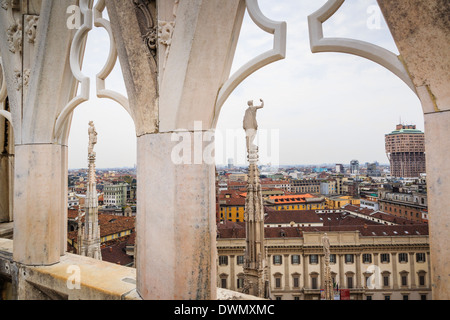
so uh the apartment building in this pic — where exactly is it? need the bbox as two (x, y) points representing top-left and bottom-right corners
(290, 179), (321, 194)
(378, 187), (427, 223)
(264, 194), (326, 211)
(217, 220), (430, 300)
(103, 183), (129, 207)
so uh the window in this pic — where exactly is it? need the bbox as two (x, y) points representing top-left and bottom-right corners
(384, 295), (390, 300)
(399, 253), (408, 263)
(292, 274), (300, 288)
(418, 272), (426, 286)
(365, 275), (371, 288)
(309, 255), (318, 264)
(221, 278), (227, 289)
(237, 277), (244, 289)
(421, 294), (427, 300)
(347, 276), (353, 289)
(291, 255), (300, 265)
(274, 273), (282, 289)
(311, 277), (318, 289)
(403, 295), (409, 300)
(383, 275), (390, 287)
(362, 253), (372, 263)
(219, 256), (228, 266)
(275, 277), (281, 288)
(330, 254), (336, 264)
(345, 254), (354, 264)
(380, 253), (390, 263)
(401, 273), (409, 286)
(273, 255), (282, 265)
(366, 295), (372, 300)
(416, 253), (426, 262)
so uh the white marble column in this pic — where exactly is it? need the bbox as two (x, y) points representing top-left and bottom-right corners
(424, 112), (450, 299)
(13, 144), (62, 265)
(376, 0), (450, 300)
(136, 131), (216, 299)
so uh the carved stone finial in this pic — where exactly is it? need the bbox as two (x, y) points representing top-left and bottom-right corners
(158, 21), (174, 46)
(25, 16), (39, 43)
(7, 19), (22, 54)
(133, 0), (158, 63)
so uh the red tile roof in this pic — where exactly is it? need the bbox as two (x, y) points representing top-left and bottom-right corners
(216, 218), (429, 239)
(67, 214), (135, 240)
(101, 239), (134, 266)
(265, 210), (322, 224)
(343, 204), (417, 225)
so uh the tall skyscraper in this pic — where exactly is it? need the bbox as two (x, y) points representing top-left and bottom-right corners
(350, 159), (359, 174)
(385, 124), (426, 178)
(77, 121), (102, 260)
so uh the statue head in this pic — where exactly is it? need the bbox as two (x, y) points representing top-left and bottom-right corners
(247, 100), (253, 107)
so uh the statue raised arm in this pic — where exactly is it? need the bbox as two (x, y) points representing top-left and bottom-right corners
(88, 121), (97, 155)
(243, 99), (264, 152)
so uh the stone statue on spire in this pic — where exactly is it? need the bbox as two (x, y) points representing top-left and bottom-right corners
(242, 99), (269, 299)
(78, 121), (102, 260)
(88, 120), (97, 156)
(322, 233), (333, 300)
(243, 99), (264, 154)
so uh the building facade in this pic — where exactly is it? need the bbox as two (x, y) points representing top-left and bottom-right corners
(103, 183), (128, 207)
(290, 179), (321, 194)
(320, 180), (337, 195)
(385, 124), (426, 178)
(68, 191), (79, 208)
(326, 196), (360, 209)
(265, 194), (326, 211)
(378, 188), (428, 223)
(217, 225), (431, 300)
(350, 160), (359, 175)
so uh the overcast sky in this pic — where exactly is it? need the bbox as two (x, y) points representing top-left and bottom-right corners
(67, 0), (423, 169)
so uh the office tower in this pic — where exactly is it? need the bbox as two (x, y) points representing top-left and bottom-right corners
(385, 124), (426, 178)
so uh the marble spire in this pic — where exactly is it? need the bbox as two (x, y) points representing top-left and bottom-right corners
(242, 99), (269, 298)
(78, 121), (102, 260)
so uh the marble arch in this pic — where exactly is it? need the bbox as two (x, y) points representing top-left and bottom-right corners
(0, 0), (448, 300)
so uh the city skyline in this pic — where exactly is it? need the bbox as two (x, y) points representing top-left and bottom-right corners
(67, 0), (423, 169)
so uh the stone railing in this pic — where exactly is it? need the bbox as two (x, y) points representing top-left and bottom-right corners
(0, 237), (260, 300)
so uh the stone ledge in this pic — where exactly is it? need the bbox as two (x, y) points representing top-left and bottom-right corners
(0, 238), (260, 300)
(0, 222), (13, 240)
(0, 238), (138, 300)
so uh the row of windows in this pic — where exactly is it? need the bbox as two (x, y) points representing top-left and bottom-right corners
(221, 212), (242, 218)
(218, 253), (427, 266)
(275, 204), (324, 210)
(381, 204), (422, 218)
(220, 271), (428, 292)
